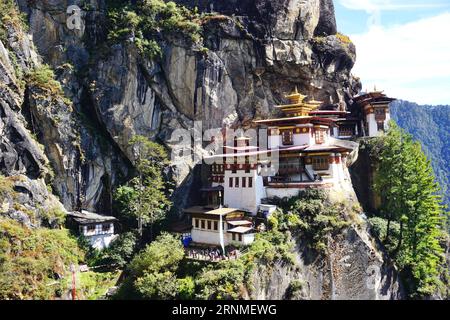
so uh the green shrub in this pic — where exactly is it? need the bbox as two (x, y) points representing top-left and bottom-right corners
(106, 0), (203, 60)
(124, 233), (185, 299)
(27, 64), (63, 96)
(195, 259), (246, 300)
(0, 0), (28, 43)
(177, 276), (195, 299)
(39, 205), (66, 228)
(276, 189), (351, 253)
(336, 32), (352, 45)
(99, 231), (138, 268)
(0, 175), (14, 199)
(0, 217), (84, 299)
(285, 279), (305, 299)
(134, 270), (178, 299)
(129, 233), (184, 276)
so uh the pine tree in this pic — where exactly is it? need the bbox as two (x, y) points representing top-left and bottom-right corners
(402, 141), (446, 295)
(115, 135), (171, 239)
(375, 122), (411, 245)
(374, 121), (448, 296)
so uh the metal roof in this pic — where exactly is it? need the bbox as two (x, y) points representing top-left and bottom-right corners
(200, 186), (224, 192)
(227, 226), (254, 234)
(68, 211), (117, 225)
(207, 207), (243, 216)
(227, 220), (252, 226)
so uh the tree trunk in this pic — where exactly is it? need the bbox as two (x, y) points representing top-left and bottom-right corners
(138, 216), (143, 237)
(385, 216), (391, 243)
(395, 220), (403, 255)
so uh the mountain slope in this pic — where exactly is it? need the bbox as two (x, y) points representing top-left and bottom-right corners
(391, 100), (450, 208)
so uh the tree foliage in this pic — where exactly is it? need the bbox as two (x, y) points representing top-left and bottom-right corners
(372, 121), (448, 297)
(391, 101), (450, 210)
(98, 231), (138, 268)
(0, 218), (84, 299)
(129, 232), (184, 277)
(124, 232), (186, 299)
(106, 0), (202, 59)
(275, 189), (351, 252)
(0, 0), (28, 43)
(114, 135), (171, 236)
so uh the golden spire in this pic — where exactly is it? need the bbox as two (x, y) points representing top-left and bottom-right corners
(285, 87), (307, 105)
(275, 87), (322, 116)
(308, 93), (323, 105)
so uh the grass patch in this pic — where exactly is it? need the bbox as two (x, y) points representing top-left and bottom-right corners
(76, 270), (121, 300)
(0, 217), (84, 299)
(0, 0), (28, 43)
(336, 32), (352, 45)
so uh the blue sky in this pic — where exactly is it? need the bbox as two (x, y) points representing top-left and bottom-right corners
(334, 0), (450, 105)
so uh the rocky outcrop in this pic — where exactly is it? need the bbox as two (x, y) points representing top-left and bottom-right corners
(0, 0), (410, 301)
(249, 226), (404, 300)
(8, 0), (360, 212)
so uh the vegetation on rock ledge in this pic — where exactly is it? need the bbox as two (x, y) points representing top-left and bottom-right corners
(0, 0), (28, 43)
(106, 0), (203, 59)
(0, 217), (83, 299)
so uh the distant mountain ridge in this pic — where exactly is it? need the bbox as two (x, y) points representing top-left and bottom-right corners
(391, 100), (450, 208)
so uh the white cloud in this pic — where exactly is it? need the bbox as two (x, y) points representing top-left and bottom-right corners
(339, 0), (449, 13)
(350, 12), (450, 105)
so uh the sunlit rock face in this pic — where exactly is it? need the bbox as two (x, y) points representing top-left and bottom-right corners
(3, 0), (360, 212)
(0, 0), (409, 301)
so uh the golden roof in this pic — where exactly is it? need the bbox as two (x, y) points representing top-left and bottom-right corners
(275, 87), (323, 116)
(285, 86), (307, 105)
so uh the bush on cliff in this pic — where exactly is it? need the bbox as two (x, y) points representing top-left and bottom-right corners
(107, 0), (202, 59)
(0, 217), (84, 299)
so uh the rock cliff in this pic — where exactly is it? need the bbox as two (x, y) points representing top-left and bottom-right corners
(250, 226), (403, 300)
(0, 0), (405, 300)
(3, 0), (360, 213)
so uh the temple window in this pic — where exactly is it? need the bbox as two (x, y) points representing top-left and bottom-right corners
(207, 220), (212, 230)
(339, 126), (353, 137)
(282, 130), (293, 145)
(229, 177), (233, 188)
(235, 177), (239, 188)
(377, 122), (384, 132)
(213, 221), (218, 231)
(102, 224), (111, 232)
(195, 219), (199, 228)
(315, 129), (326, 144)
(248, 177), (253, 188)
(312, 157), (329, 171)
(201, 220), (205, 229)
(242, 177), (246, 188)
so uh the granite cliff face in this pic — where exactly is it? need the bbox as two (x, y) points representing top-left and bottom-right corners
(4, 0), (360, 213)
(0, 0), (405, 300)
(250, 227), (403, 300)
